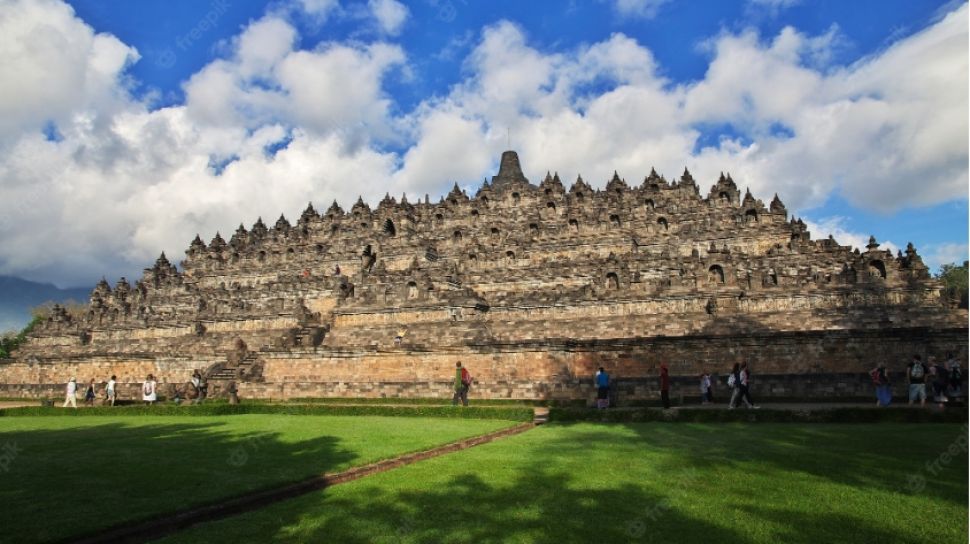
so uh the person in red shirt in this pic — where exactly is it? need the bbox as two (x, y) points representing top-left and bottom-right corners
(659, 363), (671, 409)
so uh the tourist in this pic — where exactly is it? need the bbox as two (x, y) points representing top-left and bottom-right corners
(596, 367), (610, 409)
(452, 361), (471, 406)
(84, 379), (96, 406)
(106, 375), (117, 406)
(728, 363), (741, 409)
(907, 355), (928, 407)
(870, 364), (892, 407)
(930, 356), (949, 407)
(63, 377), (78, 409)
(659, 363), (670, 409)
(738, 362), (759, 409)
(142, 374), (157, 405)
(394, 327), (407, 346)
(946, 353), (962, 401)
(700, 372), (713, 404)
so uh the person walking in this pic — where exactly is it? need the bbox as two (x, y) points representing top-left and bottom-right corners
(659, 363), (671, 409)
(738, 362), (759, 409)
(907, 355), (928, 407)
(596, 367), (610, 409)
(945, 353), (962, 402)
(106, 375), (117, 406)
(142, 374), (157, 406)
(84, 379), (96, 406)
(870, 364), (892, 407)
(728, 363), (742, 409)
(451, 362), (471, 407)
(63, 377), (78, 409)
(700, 372), (713, 404)
(929, 356), (949, 407)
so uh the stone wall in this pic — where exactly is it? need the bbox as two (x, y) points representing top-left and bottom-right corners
(5, 326), (962, 402)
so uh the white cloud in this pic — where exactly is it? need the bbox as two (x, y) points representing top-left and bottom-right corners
(0, 0), (139, 145)
(0, 0), (965, 289)
(612, 0), (671, 20)
(368, 0), (409, 35)
(922, 243), (970, 272)
(296, 0), (340, 21)
(800, 216), (899, 256)
(746, 0), (801, 17)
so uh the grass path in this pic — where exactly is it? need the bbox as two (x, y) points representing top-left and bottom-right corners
(162, 422), (969, 544)
(0, 415), (518, 543)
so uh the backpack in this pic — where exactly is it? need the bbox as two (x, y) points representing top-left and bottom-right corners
(869, 369), (882, 385)
(952, 364), (962, 381)
(727, 374), (736, 388)
(910, 363), (924, 380)
(461, 368), (472, 386)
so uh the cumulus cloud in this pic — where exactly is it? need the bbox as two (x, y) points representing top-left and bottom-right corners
(611, 0), (671, 20)
(801, 216), (899, 256)
(0, 0), (965, 288)
(368, 0), (409, 35)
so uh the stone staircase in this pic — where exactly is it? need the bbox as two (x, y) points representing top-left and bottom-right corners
(208, 351), (261, 381)
(291, 324), (327, 348)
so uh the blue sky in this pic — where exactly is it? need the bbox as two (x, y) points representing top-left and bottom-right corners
(0, 0), (967, 287)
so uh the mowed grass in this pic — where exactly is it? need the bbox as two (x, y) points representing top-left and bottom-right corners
(165, 423), (968, 544)
(0, 415), (518, 543)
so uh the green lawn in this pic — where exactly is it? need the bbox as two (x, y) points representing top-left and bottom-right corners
(164, 423), (968, 544)
(0, 415), (518, 543)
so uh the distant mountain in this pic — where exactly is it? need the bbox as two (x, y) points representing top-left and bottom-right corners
(0, 276), (91, 333)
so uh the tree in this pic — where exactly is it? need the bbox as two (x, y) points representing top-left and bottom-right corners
(0, 306), (47, 359)
(937, 261), (969, 309)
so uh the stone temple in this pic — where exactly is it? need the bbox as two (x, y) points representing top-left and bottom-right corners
(1, 151), (966, 401)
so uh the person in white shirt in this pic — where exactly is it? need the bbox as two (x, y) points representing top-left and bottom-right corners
(106, 375), (117, 406)
(63, 377), (78, 409)
(700, 373), (713, 404)
(142, 374), (157, 405)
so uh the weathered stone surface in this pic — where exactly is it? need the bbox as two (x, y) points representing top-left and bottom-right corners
(1, 151), (966, 401)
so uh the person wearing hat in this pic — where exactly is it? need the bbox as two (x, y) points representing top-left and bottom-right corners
(63, 377), (78, 409)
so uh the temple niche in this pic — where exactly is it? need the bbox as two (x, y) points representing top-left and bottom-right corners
(3, 150), (966, 401)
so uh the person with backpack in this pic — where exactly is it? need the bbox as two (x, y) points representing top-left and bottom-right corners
(907, 355), (928, 407)
(595, 367), (610, 409)
(869, 364), (892, 407)
(452, 361), (472, 406)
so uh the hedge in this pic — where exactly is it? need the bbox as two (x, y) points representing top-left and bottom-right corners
(0, 403), (535, 422)
(548, 406), (969, 424)
(287, 397), (586, 407)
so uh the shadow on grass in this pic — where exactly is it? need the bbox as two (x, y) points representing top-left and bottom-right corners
(0, 420), (356, 543)
(538, 422), (968, 507)
(186, 465), (748, 543)
(152, 421), (970, 543)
